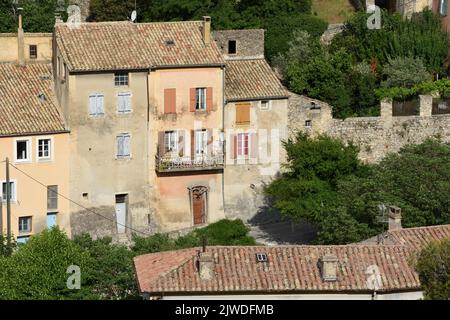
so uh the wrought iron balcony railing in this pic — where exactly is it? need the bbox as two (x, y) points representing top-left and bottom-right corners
(155, 153), (225, 173)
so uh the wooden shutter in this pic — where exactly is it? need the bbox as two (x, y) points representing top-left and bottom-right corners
(164, 88), (176, 114)
(89, 95), (96, 115)
(158, 131), (165, 157)
(96, 94), (104, 115)
(230, 134), (237, 159)
(190, 88), (196, 112)
(124, 135), (130, 156)
(178, 130), (185, 157)
(117, 135), (124, 157)
(236, 102), (250, 125)
(190, 130), (195, 159)
(206, 87), (213, 112)
(250, 133), (258, 159)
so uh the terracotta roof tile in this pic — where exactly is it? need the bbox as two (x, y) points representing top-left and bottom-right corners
(225, 59), (288, 101)
(134, 225), (450, 295)
(0, 63), (66, 136)
(55, 21), (225, 72)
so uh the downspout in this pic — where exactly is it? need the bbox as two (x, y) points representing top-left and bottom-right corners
(221, 66), (226, 217)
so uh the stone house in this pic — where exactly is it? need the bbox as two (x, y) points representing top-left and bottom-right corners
(0, 16), (70, 242)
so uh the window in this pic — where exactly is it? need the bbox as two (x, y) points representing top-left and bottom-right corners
(440, 0), (448, 16)
(228, 40), (237, 54)
(260, 100), (270, 110)
(1, 181), (16, 202)
(195, 88), (206, 111)
(164, 131), (178, 153)
(114, 72), (129, 86)
(117, 92), (132, 113)
(37, 138), (51, 160)
(237, 133), (249, 156)
(47, 185), (58, 210)
(47, 212), (57, 228)
(18, 216), (32, 233)
(116, 134), (131, 159)
(195, 129), (208, 156)
(236, 102), (250, 125)
(16, 236), (30, 244)
(62, 62), (66, 80)
(305, 120), (312, 128)
(89, 93), (104, 116)
(15, 139), (31, 162)
(29, 45), (37, 59)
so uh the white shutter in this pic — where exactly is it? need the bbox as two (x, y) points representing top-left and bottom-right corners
(124, 135), (130, 156)
(125, 93), (131, 112)
(96, 94), (104, 115)
(117, 135), (124, 157)
(89, 95), (97, 115)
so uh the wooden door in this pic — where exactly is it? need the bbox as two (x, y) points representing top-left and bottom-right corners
(192, 188), (206, 225)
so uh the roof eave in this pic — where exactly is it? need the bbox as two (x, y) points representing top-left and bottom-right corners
(226, 95), (289, 103)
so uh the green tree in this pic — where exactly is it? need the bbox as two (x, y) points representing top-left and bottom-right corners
(382, 57), (431, 88)
(348, 62), (379, 116)
(0, 228), (94, 299)
(415, 239), (450, 300)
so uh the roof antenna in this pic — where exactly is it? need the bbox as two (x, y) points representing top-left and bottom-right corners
(130, 0), (137, 22)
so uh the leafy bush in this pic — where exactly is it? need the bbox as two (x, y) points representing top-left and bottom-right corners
(381, 57), (431, 88)
(415, 239), (450, 300)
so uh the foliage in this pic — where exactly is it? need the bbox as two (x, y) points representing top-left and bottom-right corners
(0, 234), (16, 257)
(0, 0), (68, 33)
(73, 234), (139, 300)
(348, 62), (379, 116)
(331, 10), (449, 74)
(415, 239), (450, 300)
(381, 57), (431, 88)
(132, 219), (255, 255)
(376, 78), (450, 100)
(0, 228), (94, 299)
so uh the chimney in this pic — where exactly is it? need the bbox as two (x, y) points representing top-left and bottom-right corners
(202, 16), (211, 45)
(17, 8), (25, 66)
(198, 251), (214, 281)
(319, 254), (338, 282)
(388, 206), (402, 231)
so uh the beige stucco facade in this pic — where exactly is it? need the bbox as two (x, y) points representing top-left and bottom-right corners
(0, 133), (70, 240)
(0, 33), (52, 63)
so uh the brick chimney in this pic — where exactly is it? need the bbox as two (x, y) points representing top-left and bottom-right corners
(202, 16), (211, 45)
(198, 251), (214, 280)
(388, 206), (402, 231)
(319, 254), (338, 282)
(17, 8), (25, 66)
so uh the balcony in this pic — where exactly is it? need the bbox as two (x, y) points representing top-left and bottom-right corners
(155, 153), (224, 173)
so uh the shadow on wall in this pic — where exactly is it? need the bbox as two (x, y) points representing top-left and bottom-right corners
(248, 195), (317, 245)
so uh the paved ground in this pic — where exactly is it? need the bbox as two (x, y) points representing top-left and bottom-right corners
(247, 211), (317, 245)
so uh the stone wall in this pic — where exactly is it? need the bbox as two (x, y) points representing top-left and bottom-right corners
(213, 29), (265, 60)
(289, 93), (450, 162)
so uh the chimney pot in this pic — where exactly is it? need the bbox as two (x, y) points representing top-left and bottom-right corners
(198, 251), (214, 281)
(388, 206), (402, 230)
(202, 16), (211, 45)
(319, 254), (338, 282)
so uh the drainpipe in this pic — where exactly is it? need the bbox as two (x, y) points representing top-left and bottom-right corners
(221, 66), (226, 216)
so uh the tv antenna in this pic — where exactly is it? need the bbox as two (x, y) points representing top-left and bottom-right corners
(130, 0), (137, 22)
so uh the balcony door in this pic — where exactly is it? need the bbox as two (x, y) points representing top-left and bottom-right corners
(194, 129), (208, 160)
(191, 186), (207, 225)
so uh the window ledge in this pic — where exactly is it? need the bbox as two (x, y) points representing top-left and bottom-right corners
(14, 159), (32, 164)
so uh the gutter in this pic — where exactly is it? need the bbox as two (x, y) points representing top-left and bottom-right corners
(0, 130), (70, 139)
(68, 63), (226, 74)
(226, 95), (290, 103)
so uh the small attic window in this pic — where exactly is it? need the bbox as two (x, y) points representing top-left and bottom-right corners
(228, 40), (237, 54)
(165, 39), (175, 46)
(38, 93), (46, 103)
(256, 253), (268, 263)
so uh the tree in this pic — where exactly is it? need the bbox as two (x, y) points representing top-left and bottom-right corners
(415, 239), (450, 300)
(382, 57), (431, 88)
(348, 62), (379, 116)
(0, 228), (95, 299)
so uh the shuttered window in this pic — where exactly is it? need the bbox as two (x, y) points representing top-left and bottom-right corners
(196, 88), (206, 110)
(89, 93), (104, 116)
(237, 133), (249, 156)
(164, 131), (178, 153)
(116, 134), (131, 158)
(47, 185), (58, 210)
(117, 92), (131, 113)
(440, 0), (448, 16)
(236, 102), (250, 125)
(164, 88), (176, 113)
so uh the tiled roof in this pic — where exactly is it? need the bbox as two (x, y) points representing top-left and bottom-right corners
(134, 245), (420, 295)
(225, 59), (288, 101)
(388, 225), (450, 251)
(0, 63), (66, 136)
(55, 21), (225, 72)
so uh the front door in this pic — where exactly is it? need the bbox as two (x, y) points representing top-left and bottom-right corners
(192, 188), (206, 225)
(115, 194), (127, 234)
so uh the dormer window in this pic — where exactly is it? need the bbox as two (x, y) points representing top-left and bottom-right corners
(165, 39), (175, 46)
(29, 45), (37, 59)
(228, 40), (237, 54)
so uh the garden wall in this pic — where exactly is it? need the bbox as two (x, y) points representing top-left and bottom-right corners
(289, 94), (450, 162)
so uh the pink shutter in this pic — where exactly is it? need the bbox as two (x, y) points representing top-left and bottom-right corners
(206, 87), (213, 112)
(190, 88), (196, 112)
(164, 88), (176, 114)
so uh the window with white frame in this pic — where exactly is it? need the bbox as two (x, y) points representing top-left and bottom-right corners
(237, 133), (249, 157)
(18, 216), (32, 233)
(116, 134), (131, 159)
(117, 92), (132, 113)
(88, 93), (104, 116)
(15, 139), (31, 162)
(195, 88), (206, 111)
(195, 129), (208, 156)
(164, 131), (178, 153)
(37, 138), (52, 160)
(1, 181), (16, 202)
(260, 100), (270, 110)
(114, 72), (129, 86)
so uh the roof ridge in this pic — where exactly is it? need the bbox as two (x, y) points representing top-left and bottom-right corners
(56, 20), (202, 27)
(389, 224), (450, 233)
